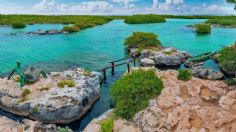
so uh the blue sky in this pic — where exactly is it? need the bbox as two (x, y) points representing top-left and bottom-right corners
(0, 0), (235, 15)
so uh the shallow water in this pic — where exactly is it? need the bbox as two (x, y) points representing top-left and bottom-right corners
(0, 19), (236, 131)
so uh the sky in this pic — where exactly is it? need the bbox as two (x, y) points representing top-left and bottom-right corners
(0, 0), (235, 15)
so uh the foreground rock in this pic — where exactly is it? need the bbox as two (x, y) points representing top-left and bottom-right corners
(192, 66), (224, 80)
(86, 70), (236, 131)
(140, 47), (191, 67)
(27, 29), (68, 35)
(0, 116), (60, 132)
(0, 68), (101, 124)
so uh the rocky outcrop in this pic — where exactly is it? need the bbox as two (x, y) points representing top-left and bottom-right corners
(192, 66), (224, 80)
(0, 116), (59, 132)
(86, 70), (236, 132)
(0, 68), (101, 124)
(140, 47), (191, 68)
(27, 29), (68, 35)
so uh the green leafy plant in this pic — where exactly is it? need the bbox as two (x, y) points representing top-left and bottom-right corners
(57, 126), (70, 132)
(217, 46), (236, 73)
(57, 80), (76, 88)
(21, 89), (31, 98)
(225, 78), (236, 86)
(100, 116), (115, 132)
(195, 24), (211, 34)
(124, 14), (166, 24)
(11, 22), (26, 29)
(110, 69), (163, 120)
(177, 69), (193, 81)
(125, 32), (161, 50)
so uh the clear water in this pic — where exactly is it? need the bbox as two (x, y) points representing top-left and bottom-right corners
(0, 19), (236, 131)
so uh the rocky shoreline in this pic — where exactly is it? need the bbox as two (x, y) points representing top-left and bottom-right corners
(27, 29), (69, 35)
(85, 70), (236, 131)
(0, 68), (101, 124)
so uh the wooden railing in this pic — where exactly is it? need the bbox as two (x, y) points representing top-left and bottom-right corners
(101, 56), (137, 81)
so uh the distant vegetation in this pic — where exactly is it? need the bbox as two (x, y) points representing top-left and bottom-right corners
(217, 46), (236, 74)
(11, 22), (26, 29)
(125, 32), (161, 50)
(177, 69), (193, 81)
(124, 14), (166, 24)
(110, 69), (163, 119)
(206, 17), (236, 27)
(195, 24), (211, 34)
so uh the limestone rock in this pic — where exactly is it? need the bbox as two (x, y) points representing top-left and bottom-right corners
(192, 66), (224, 80)
(140, 58), (155, 67)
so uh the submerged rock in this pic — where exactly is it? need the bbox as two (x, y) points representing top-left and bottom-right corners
(0, 68), (101, 124)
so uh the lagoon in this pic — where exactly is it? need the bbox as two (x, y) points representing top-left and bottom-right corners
(0, 19), (236, 131)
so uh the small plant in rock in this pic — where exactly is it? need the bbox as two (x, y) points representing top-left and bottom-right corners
(177, 69), (193, 81)
(83, 69), (92, 76)
(100, 116), (115, 132)
(57, 80), (76, 88)
(195, 24), (211, 34)
(21, 89), (31, 98)
(110, 69), (163, 119)
(57, 126), (70, 132)
(225, 78), (236, 86)
(17, 97), (28, 104)
(38, 86), (50, 91)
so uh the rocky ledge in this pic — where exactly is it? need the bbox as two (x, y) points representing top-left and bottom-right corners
(0, 116), (60, 132)
(139, 47), (191, 68)
(27, 29), (68, 35)
(85, 70), (236, 131)
(0, 68), (101, 124)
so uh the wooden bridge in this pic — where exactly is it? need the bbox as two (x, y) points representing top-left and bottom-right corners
(101, 56), (138, 81)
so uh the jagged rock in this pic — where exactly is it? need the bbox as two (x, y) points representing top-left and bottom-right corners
(129, 48), (139, 57)
(140, 58), (155, 67)
(27, 29), (66, 35)
(192, 66), (224, 80)
(0, 68), (101, 124)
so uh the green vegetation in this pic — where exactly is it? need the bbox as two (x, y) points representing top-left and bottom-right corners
(57, 80), (76, 88)
(100, 116), (115, 132)
(225, 78), (236, 86)
(195, 24), (211, 34)
(62, 26), (79, 32)
(177, 69), (193, 81)
(206, 18), (236, 27)
(124, 14), (166, 24)
(38, 86), (50, 91)
(11, 22), (26, 29)
(125, 32), (161, 50)
(217, 46), (236, 73)
(57, 126), (70, 132)
(21, 89), (31, 98)
(110, 69), (163, 120)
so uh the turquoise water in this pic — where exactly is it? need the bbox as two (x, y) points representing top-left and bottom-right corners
(0, 19), (236, 130)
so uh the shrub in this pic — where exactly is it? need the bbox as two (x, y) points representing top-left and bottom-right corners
(125, 32), (161, 50)
(217, 46), (236, 73)
(62, 26), (79, 32)
(21, 89), (31, 98)
(125, 14), (166, 24)
(177, 69), (193, 81)
(110, 69), (163, 119)
(225, 78), (236, 86)
(57, 126), (70, 132)
(57, 80), (76, 88)
(12, 22), (26, 29)
(100, 116), (115, 132)
(195, 24), (211, 34)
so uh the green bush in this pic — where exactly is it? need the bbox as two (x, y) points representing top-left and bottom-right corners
(57, 126), (70, 132)
(100, 116), (115, 132)
(195, 24), (211, 34)
(217, 46), (236, 73)
(11, 22), (26, 29)
(125, 32), (161, 50)
(177, 69), (193, 81)
(57, 80), (76, 88)
(110, 69), (163, 120)
(225, 78), (236, 86)
(125, 14), (166, 24)
(62, 26), (79, 32)
(21, 89), (31, 98)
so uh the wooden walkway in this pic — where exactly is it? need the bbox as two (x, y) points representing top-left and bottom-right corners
(101, 56), (137, 81)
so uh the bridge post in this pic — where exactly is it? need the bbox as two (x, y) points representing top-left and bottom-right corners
(111, 62), (115, 75)
(127, 62), (130, 73)
(102, 68), (107, 81)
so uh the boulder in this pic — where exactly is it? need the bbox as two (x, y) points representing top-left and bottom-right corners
(192, 66), (224, 80)
(140, 58), (155, 67)
(0, 68), (101, 124)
